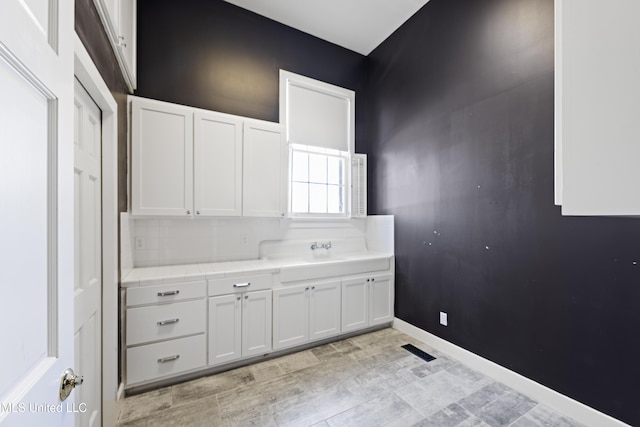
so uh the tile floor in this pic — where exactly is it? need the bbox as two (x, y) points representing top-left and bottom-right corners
(117, 328), (583, 427)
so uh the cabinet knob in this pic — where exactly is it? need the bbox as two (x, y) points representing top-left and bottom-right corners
(312, 286), (315, 290)
(245, 295), (249, 300)
(237, 296), (241, 301)
(372, 278), (375, 282)
(196, 211), (200, 215)
(305, 287), (309, 291)
(187, 210), (191, 215)
(367, 279), (370, 282)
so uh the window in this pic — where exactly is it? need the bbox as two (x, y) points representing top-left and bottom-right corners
(290, 145), (348, 215)
(280, 70), (355, 218)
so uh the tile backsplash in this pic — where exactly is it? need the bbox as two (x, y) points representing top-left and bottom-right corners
(122, 214), (373, 268)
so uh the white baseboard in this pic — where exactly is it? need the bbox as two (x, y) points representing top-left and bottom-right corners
(393, 318), (629, 427)
(117, 382), (125, 401)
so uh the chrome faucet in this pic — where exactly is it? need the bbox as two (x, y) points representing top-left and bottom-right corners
(311, 241), (332, 250)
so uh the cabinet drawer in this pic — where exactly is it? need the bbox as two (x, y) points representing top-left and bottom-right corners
(126, 300), (206, 346)
(208, 274), (272, 296)
(126, 281), (206, 306)
(126, 334), (206, 385)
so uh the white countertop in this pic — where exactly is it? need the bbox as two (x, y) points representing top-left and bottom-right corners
(121, 252), (394, 287)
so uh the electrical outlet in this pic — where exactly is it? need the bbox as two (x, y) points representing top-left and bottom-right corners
(134, 237), (145, 250)
(240, 234), (248, 245)
(439, 311), (448, 326)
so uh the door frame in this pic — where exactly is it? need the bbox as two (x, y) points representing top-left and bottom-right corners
(73, 33), (120, 427)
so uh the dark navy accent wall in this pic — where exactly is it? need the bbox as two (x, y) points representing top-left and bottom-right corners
(367, 0), (640, 424)
(136, 0), (368, 151)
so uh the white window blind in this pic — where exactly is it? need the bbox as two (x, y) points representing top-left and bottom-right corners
(281, 70), (354, 153)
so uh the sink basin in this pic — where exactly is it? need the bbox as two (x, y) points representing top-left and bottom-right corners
(303, 256), (345, 263)
(279, 255), (391, 282)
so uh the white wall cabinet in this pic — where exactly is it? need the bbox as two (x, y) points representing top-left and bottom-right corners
(130, 97), (287, 218)
(131, 98), (194, 216)
(555, 0), (640, 215)
(93, 0), (137, 91)
(341, 274), (393, 333)
(194, 111), (243, 217)
(243, 120), (287, 218)
(272, 280), (341, 350)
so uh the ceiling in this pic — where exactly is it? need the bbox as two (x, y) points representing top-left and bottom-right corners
(222, 0), (431, 56)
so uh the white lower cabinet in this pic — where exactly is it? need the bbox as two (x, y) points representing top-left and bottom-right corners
(124, 269), (393, 388)
(273, 280), (341, 350)
(342, 274), (394, 333)
(127, 335), (206, 385)
(208, 289), (272, 366)
(124, 281), (207, 386)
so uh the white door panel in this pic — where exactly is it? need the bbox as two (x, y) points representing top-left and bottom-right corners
(73, 79), (102, 427)
(0, 0), (74, 425)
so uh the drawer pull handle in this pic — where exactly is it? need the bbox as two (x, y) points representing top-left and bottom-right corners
(157, 355), (180, 364)
(157, 290), (180, 297)
(157, 318), (180, 326)
(233, 282), (251, 288)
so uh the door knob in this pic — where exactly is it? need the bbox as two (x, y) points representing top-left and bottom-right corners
(60, 368), (83, 401)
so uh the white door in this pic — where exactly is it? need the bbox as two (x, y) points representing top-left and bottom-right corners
(73, 79), (102, 427)
(0, 0), (75, 426)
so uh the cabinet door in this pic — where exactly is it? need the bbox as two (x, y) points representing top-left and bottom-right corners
(117, 0), (136, 90)
(131, 98), (193, 216)
(273, 286), (309, 350)
(208, 294), (242, 366)
(242, 290), (272, 357)
(194, 111), (243, 217)
(95, 0), (119, 39)
(556, 0), (640, 214)
(310, 281), (341, 341)
(243, 120), (287, 217)
(369, 275), (394, 326)
(341, 278), (368, 333)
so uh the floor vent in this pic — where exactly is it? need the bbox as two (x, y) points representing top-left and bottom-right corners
(402, 344), (436, 362)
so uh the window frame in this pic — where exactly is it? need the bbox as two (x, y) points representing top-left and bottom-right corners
(279, 70), (356, 219)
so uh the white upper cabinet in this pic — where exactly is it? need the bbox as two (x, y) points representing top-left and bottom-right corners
(130, 96), (287, 218)
(194, 111), (243, 217)
(94, 0), (137, 91)
(117, 0), (136, 88)
(243, 120), (287, 218)
(555, 0), (640, 215)
(131, 97), (193, 216)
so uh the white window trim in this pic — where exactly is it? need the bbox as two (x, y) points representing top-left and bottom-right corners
(279, 70), (356, 219)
